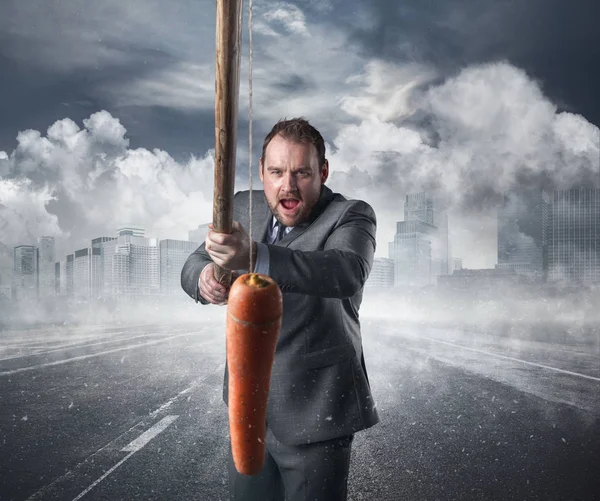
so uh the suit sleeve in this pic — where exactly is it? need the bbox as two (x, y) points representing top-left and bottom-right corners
(267, 200), (376, 299)
(181, 191), (244, 304)
(181, 241), (212, 304)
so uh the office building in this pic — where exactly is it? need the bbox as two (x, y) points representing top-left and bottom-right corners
(452, 258), (463, 272)
(37, 236), (56, 297)
(497, 187), (549, 278)
(92, 237), (117, 297)
(404, 193), (451, 277)
(13, 245), (38, 301)
(365, 257), (394, 288)
(548, 188), (600, 284)
(159, 239), (199, 296)
(73, 247), (102, 299)
(389, 220), (436, 288)
(66, 254), (74, 296)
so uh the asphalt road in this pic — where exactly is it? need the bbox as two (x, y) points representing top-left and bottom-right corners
(1, 315), (598, 501)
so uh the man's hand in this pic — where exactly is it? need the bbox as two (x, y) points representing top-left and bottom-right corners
(199, 263), (238, 305)
(205, 221), (257, 271)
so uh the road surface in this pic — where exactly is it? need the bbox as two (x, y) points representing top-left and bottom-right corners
(1, 314), (598, 500)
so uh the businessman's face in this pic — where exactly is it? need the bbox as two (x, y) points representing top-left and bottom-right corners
(259, 134), (329, 227)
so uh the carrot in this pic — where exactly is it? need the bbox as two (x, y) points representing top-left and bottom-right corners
(226, 273), (283, 475)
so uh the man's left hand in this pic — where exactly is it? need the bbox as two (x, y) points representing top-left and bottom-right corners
(205, 221), (257, 271)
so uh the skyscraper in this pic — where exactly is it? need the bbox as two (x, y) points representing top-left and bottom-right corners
(548, 188), (600, 284)
(73, 247), (102, 299)
(109, 228), (159, 297)
(13, 245), (38, 301)
(365, 257), (394, 288)
(404, 192), (451, 277)
(389, 220), (436, 287)
(66, 254), (74, 296)
(91, 237), (117, 297)
(37, 236), (55, 298)
(159, 239), (200, 296)
(497, 187), (549, 278)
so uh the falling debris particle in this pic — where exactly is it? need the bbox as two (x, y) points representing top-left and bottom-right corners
(325, 415), (333, 421)
(561, 437), (566, 443)
(69, 402), (74, 409)
(21, 416), (28, 422)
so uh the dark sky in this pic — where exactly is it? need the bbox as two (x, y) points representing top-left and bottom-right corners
(0, 0), (598, 268)
(1, 0), (598, 158)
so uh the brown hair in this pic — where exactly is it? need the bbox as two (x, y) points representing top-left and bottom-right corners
(261, 117), (326, 168)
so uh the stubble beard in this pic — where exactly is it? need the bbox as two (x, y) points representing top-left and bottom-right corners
(267, 197), (313, 227)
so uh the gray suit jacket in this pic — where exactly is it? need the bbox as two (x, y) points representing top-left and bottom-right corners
(181, 184), (380, 445)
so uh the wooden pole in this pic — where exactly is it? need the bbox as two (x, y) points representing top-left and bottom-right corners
(213, 0), (244, 287)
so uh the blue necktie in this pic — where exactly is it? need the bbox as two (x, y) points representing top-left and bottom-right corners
(274, 222), (287, 243)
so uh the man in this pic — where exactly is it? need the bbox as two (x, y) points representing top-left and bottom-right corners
(181, 117), (379, 501)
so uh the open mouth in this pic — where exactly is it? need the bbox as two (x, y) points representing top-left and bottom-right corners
(280, 199), (300, 210)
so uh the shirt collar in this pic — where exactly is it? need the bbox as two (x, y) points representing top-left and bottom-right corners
(271, 216), (294, 230)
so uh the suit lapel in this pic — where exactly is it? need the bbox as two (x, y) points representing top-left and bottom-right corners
(249, 191), (272, 243)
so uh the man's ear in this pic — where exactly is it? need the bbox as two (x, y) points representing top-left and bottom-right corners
(259, 158), (264, 182)
(320, 159), (329, 184)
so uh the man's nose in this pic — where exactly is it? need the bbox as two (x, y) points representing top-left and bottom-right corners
(282, 172), (297, 191)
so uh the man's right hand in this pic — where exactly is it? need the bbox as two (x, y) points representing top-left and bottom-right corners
(199, 263), (232, 305)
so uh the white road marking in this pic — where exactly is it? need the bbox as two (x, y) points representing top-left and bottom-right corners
(0, 331), (161, 362)
(121, 415), (179, 452)
(70, 451), (135, 501)
(24, 362), (224, 501)
(418, 335), (600, 383)
(71, 415), (179, 501)
(0, 331), (199, 376)
(149, 382), (199, 418)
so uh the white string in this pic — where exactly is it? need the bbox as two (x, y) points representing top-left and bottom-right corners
(248, 0), (254, 273)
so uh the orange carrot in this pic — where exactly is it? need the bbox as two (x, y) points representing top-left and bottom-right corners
(226, 273), (282, 475)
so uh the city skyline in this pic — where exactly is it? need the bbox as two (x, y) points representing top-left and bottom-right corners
(6, 184), (599, 301)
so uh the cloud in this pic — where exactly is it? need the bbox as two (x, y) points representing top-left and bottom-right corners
(261, 2), (308, 35)
(326, 61), (599, 266)
(0, 0), (203, 72)
(341, 60), (437, 121)
(1, 111), (215, 258)
(98, 1), (362, 134)
(1, 60), (598, 271)
(0, 178), (62, 245)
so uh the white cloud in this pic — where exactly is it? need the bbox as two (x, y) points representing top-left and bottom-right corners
(341, 60), (438, 121)
(326, 62), (600, 266)
(263, 3), (308, 35)
(0, 178), (62, 245)
(2, 62), (598, 270)
(1, 111), (215, 256)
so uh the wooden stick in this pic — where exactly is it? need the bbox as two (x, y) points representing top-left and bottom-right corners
(213, 0), (244, 287)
